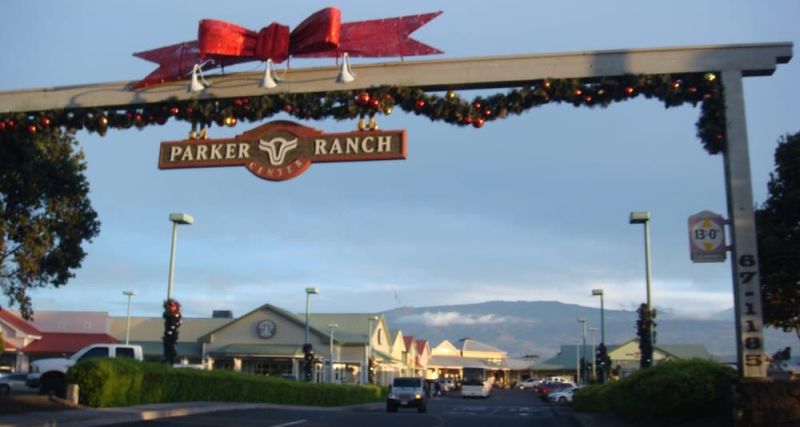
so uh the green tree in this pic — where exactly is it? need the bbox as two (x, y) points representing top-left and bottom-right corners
(0, 128), (100, 319)
(756, 132), (800, 341)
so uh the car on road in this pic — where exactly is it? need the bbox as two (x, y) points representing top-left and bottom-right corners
(437, 378), (455, 392)
(387, 377), (428, 413)
(534, 381), (574, 401)
(517, 378), (540, 389)
(548, 386), (581, 403)
(0, 373), (29, 395)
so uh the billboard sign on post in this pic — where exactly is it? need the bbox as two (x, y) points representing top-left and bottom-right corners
(688, 211), (727, 263)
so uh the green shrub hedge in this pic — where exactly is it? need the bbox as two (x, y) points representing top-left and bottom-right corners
(66, 358), (386, 408)
(573, 358), (736, 426)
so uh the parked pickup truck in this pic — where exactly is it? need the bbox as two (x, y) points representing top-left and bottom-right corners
(27, 343), (143, 396)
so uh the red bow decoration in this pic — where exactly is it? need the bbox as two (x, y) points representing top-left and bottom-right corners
(132, 7), (443, 89)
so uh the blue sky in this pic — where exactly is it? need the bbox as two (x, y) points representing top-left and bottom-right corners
(1, 1), (798, 324)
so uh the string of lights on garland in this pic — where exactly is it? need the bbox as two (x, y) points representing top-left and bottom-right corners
(0, 71), (726, 154)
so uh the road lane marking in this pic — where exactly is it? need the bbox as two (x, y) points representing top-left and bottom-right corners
(270, 420), (306, 427)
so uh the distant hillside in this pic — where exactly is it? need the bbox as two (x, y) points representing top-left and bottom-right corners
(382, 300), (796, 360)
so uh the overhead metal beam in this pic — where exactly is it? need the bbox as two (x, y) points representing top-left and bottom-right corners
(0, 42), (792, 114)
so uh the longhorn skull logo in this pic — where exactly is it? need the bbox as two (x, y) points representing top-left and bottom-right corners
(258, 137), (298, 166)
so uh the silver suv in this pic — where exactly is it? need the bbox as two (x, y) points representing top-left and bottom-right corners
(387, 377), (428, 413)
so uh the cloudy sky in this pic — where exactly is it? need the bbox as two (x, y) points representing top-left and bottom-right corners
(2, 1), (798, 322)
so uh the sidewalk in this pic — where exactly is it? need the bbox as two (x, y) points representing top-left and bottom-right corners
(0, 401), (384, 427)
(553, 406), (638, 427)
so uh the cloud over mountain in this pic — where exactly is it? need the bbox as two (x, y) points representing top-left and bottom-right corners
(396, 311), (512, 326)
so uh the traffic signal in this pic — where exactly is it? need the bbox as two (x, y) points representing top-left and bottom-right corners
(368, 357), (376, 384)
(303, 343), (314, 382)
(162, 298), (182, 365)
(595, 343), (612, 383)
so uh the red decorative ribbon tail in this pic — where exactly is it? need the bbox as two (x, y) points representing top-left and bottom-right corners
(131, 41), (249, 89)
(295, 11), (444, 58)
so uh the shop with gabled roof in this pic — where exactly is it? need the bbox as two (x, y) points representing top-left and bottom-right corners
(427, 338), (535, 386)
(196, 303), (330, 381)
(0, 308), (42, 372)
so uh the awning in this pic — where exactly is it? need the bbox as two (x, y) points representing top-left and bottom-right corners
(373, 349), (402, 364)
(428, 355), (536, 370)
(206, 344), (304, 358)
(136, 341), (202, 358)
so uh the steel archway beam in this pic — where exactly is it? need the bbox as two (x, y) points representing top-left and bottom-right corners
(0, 42), (791, 114)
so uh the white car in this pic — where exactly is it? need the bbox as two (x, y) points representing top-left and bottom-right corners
(548, 386), (580, 403)
(0, 373), (29, 395)
(437, 378), (455, 391)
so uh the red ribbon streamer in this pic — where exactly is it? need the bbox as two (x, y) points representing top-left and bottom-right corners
(132, 7), (442, 89)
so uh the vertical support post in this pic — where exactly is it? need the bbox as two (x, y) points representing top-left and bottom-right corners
(304, 293), (311, 345)
(167, 221), (178, 300)
(590, 328), (597, 381)
(365, 317), (374, 385)
(721, 70), (767, 378)
(643, 219), (654, 345)
(600, 294), (605, 345)
(575, 341), (581, 384)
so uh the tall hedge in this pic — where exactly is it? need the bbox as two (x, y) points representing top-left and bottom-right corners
(66, 358), (385, 408)
(573, 358), (737, 426)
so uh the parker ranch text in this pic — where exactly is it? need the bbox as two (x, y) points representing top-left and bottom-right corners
(166, 135), (398, 163)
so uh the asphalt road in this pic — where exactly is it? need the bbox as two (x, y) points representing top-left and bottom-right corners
(114, 388), (579, 427)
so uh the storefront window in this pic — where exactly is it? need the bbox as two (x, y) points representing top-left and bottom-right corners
(244, 358), (293, 376)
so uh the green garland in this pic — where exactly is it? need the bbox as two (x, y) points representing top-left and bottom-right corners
(0, 72), (726, 154)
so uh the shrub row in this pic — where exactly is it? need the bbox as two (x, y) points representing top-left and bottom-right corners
(573, 358), (737, 426)
(66, 358), (386, 408)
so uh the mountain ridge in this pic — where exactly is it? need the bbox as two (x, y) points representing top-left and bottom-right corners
(381, 300), (795, 360)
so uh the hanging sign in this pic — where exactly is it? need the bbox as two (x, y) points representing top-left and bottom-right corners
(688, 210), (727, 263)
(159, 121), (406, 181)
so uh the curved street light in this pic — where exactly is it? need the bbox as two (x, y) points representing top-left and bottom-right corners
(328, 323), (338, 383)
(304, 287), (320, 345)
(167, 213), (193, 300)
(629, 211), (653, 317)
(122, 290), (136, 345)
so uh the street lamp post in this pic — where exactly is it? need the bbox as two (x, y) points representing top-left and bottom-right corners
(629, 211), (653, 335)
(302, 287), (319, 382)
(167, 213), (193, 300)
(630, 211), (656, 369)
(304, 287), (319, 345)
(577, 317), (587, 385)
(575, 339), (581, 385)
(589, 327), (598, 381)
(123, 290), (136, 345)
(591, 289), (605, 345)
(328, 323), (338, 383)
(365, 315), (379, 384)
(592, 288), (607, 383)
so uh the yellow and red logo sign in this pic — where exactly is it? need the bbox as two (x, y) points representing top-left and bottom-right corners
(159, 121), (407, 181)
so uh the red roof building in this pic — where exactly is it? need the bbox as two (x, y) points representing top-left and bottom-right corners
(415, 339), (431, 369)
(403, 336), (415, 352)
(0, 308), (41, 337)
(0, 308), (119, 371)
(0, 308), (42, 372)
(0, 308), (42, 351)
(23, 332), (118, 356)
